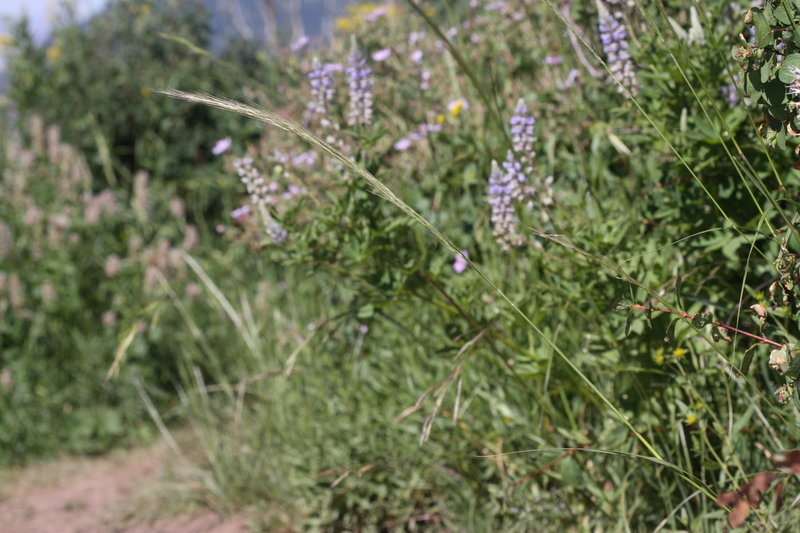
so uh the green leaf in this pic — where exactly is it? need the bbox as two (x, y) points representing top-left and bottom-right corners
(752, 11), (773, 46)
(779, 54), (800, 84)
(763, 78), (788, 106)
(357, 304), (374, 319)
(741, 344), (758, 375)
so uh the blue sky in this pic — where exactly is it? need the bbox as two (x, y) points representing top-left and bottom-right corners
(1, 0), (108, 43)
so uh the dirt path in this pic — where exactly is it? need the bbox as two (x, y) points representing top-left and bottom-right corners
(0, 440), (248, 533)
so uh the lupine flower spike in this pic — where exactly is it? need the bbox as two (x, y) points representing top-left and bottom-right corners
(233, 157), (288, 244)
(598, 1), (638, 96)
(346, 37), (374, 127)
(509, 99), (536, 177)
(488, 158), (526, 251)
(308, 57), (335, 118)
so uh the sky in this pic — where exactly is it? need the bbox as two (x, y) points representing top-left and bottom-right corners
(0, 0), (109, 43)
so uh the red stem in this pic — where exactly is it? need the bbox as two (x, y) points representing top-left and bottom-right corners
(622, 304), (782, 348)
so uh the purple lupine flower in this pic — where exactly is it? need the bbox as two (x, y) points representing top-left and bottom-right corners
(453, 250), (469, 274)
(721, 73), (740, 107)
(543, 55), (563, 66)
(230, 204), (251, 221)
(509, 99), (536, 176)
(308, 57), (335, 117)
(488, 154), (529, 251)
(394, 138), (413, 151)
(234, 157), (270, 206)
(291, 35), (310, 51)
(266, 220), (288, 244)
(365, 6), (388, 22)
(557, 68), (581, 90)
(212, 137), (232, 156)
(420, 69), (431, 90)
(598, 9), (638, 96)
(372, 48), (391, 62)
(346, 48), (374, 126)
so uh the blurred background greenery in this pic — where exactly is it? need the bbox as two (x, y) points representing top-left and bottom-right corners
(2, 0), (800, 530)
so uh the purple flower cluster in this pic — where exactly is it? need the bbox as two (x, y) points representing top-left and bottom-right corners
(308, 57), (335, 117)
(266, 220), (288, 244)
(234, 157), (269, 207)
(509, 99), (536, 175)
(488, 153), (530, 251)
(393, 122), (442, 152)
(346, 50), (374, 126)
(598, 10), (638, 95)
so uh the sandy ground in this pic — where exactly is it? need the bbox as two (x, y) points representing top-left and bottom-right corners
(0, 440), (248, 533)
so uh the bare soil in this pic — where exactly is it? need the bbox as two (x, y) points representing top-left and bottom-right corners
(0, 440), (248, 533)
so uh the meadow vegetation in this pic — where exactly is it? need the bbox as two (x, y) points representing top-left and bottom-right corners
(2, 0), (800, 530)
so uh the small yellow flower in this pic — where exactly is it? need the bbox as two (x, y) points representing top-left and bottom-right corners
(654, 348), (665, 364)
(448, 98), (466, 117)
(502, 417), (510, 424)
(672, 347), (687, 359)
(436, 114), (445, 125)
(686, 414), (698, 424)
(46, 46), (61, 61)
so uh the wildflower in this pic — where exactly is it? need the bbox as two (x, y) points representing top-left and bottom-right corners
(453, 250), (469, 274)
(212, 137), (232, 156)
(40, 280), (56, 303)
(266, 220), (288, 244)
(558, 68), (581, 90)
(104, 254), (121, 277)
(102, 311), (117, 327)
(290, 35), (309, 51)
(410, 49), (424, 64)
(230, 205), (251, 221)
(673, 347), (687, 359)
(371, 48), (391, 62)
(654, 348), (665, 364)
(488, 156), (526, 251)
(234, 157), (269, 207)
(215, 224), (225, 234)
(182, 224), (200, 250)
(364, 6), (388, 22)
(721, 74), (740, 107)
(685, 414), (698, 425)
(543, 55), (563, 65)
(598, 7), (638, 95)
(485, 1), (507, 11)
(169, 197), (185, 219)
(346, 47), (374, 126)
(394, 138), (413, 151)
(420, 69), (431, 90)
(1, 367), (13, 392)
(448, 98), (468, 117)
(509, 99), (536, 175)
(308, 57), (336, 117)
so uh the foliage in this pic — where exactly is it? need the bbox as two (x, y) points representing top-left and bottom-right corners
(5, 0), (800, 531)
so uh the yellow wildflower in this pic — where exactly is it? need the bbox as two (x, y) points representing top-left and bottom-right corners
(686, 414), (698, 424)
(436, 114), (445, 125)
(448, 98), (466, 117)
(654, 348), (665, 364)
(672, 347), (687, 359)
(46, 46), (61, 61)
